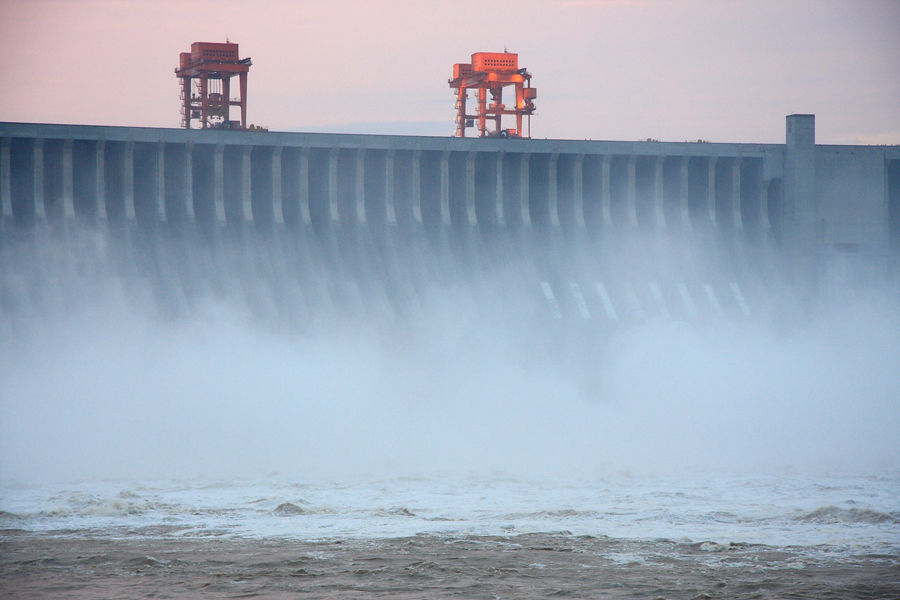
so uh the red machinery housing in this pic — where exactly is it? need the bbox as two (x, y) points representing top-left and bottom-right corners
(448, 51), (536, 138)
(175, 42), (251, 129)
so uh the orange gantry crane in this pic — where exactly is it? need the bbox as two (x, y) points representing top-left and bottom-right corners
(175, 42), (251, 129)
(448, 51), (536, 138)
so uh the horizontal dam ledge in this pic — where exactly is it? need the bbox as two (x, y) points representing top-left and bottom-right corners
(0, 121), (786, 157)
(816, 143), (900, 157)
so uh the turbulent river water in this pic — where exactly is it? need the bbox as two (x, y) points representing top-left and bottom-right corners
(2, 473), (899, 598)
(1, 222), (899, 598)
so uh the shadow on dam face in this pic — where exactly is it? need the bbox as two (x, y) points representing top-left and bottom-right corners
(0, 212), (899, 483)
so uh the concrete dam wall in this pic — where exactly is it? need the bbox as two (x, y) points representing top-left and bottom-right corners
(0, 121), (785, 235)
(1, 116), (898, 325)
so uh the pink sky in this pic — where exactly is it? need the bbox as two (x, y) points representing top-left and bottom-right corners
(1, 0), (898, 144)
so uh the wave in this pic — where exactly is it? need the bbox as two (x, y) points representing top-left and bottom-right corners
(34, 491), (239, 520)
(273, 502), (308, 516)
(371, 506), (416, 518)
(796, 506), (900, 525)
(40, 498), (154, 518)
(501, 509), (601, 520)
(272, 502), (336, 517)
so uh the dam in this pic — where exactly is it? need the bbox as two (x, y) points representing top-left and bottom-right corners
(1, 115), (899, 325)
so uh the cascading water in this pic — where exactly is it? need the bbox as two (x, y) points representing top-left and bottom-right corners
(1, 192), (899, 599)
(1, 214), (896, 478)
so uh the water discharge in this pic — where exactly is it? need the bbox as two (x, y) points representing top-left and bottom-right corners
(2, 207), (899, 598)
(1, 220), (897, 483)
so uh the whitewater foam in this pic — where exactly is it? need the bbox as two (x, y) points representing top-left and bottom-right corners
(2, 474), (898, 560)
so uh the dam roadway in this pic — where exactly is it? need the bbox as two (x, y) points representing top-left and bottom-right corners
(1, 115), (898, 323)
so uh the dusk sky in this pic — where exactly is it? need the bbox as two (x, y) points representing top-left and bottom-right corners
(1, 0), (898, 144)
